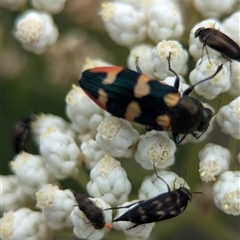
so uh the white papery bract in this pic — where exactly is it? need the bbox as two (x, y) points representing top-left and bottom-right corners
(222, 11), (240, 46)
(213, 171), (240, 215)
(198, 143), (231, 182)
(139, 169), (190, 200)
(31, 113), (76, 145)
(227, 61), (240, 97)
(80, 138), (105, 169)
(113, 200), (155, 239)
(193, 0), (236, 18)
(36, 185), (75, 229)
(189, 19), (222, 61)
(100, 2), (147, 47)
(96, 117), (139, 158)
(87, 155), (131, 206)
(135, 131), (176, 170)
(40, 127), (82, 179)
(189, 57), (230, 100)
(82, 58), (114, 72)
(30, 0), (67, 14)
(146, 3), (184, 43)
(70, 198), (112, 240)
(0, 208), (54, 240)
(152, 40), (188, 79)
(0, 175), (33, 213)
(0, 0), (28, 11)
(127, 44), (155, 78)
(216, 97), (240, 139)
(10, 152), (56, 197)
(14, 10), (58, 54)
(66, 85), (109, 136)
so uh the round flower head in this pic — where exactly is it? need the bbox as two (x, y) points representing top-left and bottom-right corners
(189, 19), (222, 61)
(213, 171), (240, 215)
(127, 44), (155, 78)
(193, 0), (236, 18)
(87, 155), (131, 206)
(139, 169), (190, 200)
(66, 85), (109, 136)
(36, 184), (75, 229)
(0, 208), (54, 240)
(31, 113), (76, 145)
(80, 138), (105, 169)
(113, 200), (155, 239)
(30, 0), (67, 14)
(198, 143), (231, 182)
(189, 56), (230, 100)
(70, 196), (112, 240)
(146, 3), (184, 42)
(152, 40), (188, 80)
(222, 11), (240, 46)
(1, 0), (28, 11)
(135, 131), (176, 170)
(10, 152), (56, 196)
(82, 58), (113, 72)
(39, 127), (82, 179)
(227, 61), (240, 97)
(96, 117), (139, 158)
(216, 96), (240, 139)
(163, 75), (189, 95)
(99, 2), (147, 47)
(14, 10), (59, 54)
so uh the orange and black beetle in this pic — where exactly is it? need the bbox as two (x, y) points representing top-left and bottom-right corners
(79, 53), (223, 143)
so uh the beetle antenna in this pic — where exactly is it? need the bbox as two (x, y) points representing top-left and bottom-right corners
(153, 163), (171, 192)
(183, 64), (223, 95)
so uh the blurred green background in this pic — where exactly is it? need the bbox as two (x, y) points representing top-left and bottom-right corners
(1, 1), (239, 240)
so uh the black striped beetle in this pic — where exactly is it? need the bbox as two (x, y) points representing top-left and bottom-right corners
(106, 166), (192, 229)
(79, 52), (223, 143)
(71, 190), (112, 230)
(195, 27), (240, 62)
(13, 115), (34, 154)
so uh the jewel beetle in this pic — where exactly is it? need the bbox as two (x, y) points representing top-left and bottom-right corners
(106, 166), (192, 229)
(13, 115), (34, 154)
(79, 52), (223, 143)
(195, 27), (240, 62)
(71, 190), (112, 230)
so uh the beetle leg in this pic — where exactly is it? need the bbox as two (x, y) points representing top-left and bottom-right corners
(135, 56), (142, 74)
(175, 133), (189, 144)
(167, 52), (180, 90)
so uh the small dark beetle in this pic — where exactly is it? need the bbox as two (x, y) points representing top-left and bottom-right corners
(195, 27), (240, 62)
(110, 167), (192, 229)
(13, 115), (34, 154)
(71, 190), (109, 230)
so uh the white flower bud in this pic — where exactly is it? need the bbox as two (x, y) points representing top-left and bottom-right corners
(66, 85), (108, 136)
(100, 2), (147, 47)
(70, 197), (112, 240)
(139, 169), (189, 200)
(189, 57), (230, 100)
(213, 171), (240, 215)
(113, 200), (155, 239)
(163, 75), (189, 95)
(10, 152), (56, 196)
(127, 44), (155, 78)
(227, 61), (240, 97)
(82, 58), (114, 72)
(189, 19), (222, 61)
(36, 184), (75, 229)
(198, 143), (231, 182)
(222, 11), (240, 46)
(216, 97), (240, 139)
(31, 113), (76, 145)
(1, 0), (27, 11)
(80, 139), (105, 169)
(96, 117), (139, 158)
(146, 4), (184, 42)
(0, 208), (53, 240)
(135, 131), (176, 170)
(152, 40), (188, 79)
(193, 0), (236, 18)
(14, 10), (58, 54)
(87, 155), (131, 206)
(30, 0), (67, 14)
(0, 175), (33, 213)
(40, 127), (82, 179)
